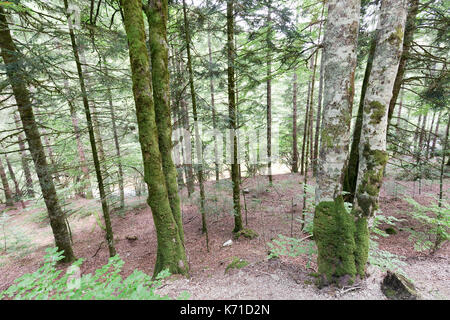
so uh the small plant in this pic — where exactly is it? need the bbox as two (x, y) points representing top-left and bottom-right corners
(267, 234), (317, 261)
(225, 256), (249, 273)
(368, 213), (408, 277)
(1, 247), (190, 300)
(404, 196), (449, 252)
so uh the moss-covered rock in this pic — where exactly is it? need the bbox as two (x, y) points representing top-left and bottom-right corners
(381, 271), (420, 300)
(233, 228), (259, 240)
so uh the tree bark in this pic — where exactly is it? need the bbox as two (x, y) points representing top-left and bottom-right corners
(266, 3), (273, 184)
(300, 75), (312, 176)
(207, 25), (220, 182)
(182, 0), (208, 237)
(313, 47), (325, 177)
(386, 0), (419, 132)
(431, 110), (441, 156)
(120, 0), (188, 276)
(66, 84), (93, 199)
(0, 156), (13, 207)
(3, 152), (22, 201)
(227, 0), (243, 233)
(176, 50), (195, 196)
(0, 6), (75, 262)
(147, 0), (185, 242)
(14, 112), (34, 198)
(102, 57), (125, 210)
(343, 33), (377, 202)
(42, 130), (61, 184)
(353, 0), (408, 278)
(313, 0), (360, 287)
(292, 71), (299, 173)
(64, 0), (115, 257)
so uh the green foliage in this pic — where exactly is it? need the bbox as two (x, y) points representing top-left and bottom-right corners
(225, 256), (249, 274)
(1, 247), (190, 300)
(267, 234), (317, 263)
(1, 212), (35, 258)
(368, 239), (408, 277)
(296, 183), (316, 235)
(404, 197), (449, 252)
(368, 213), (408, 277)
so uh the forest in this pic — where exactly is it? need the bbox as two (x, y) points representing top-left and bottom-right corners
(0, 0), (448, 301)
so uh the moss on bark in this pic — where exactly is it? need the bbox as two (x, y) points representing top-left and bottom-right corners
(313, 196), (357, 286)
(121, 0), (188, 277)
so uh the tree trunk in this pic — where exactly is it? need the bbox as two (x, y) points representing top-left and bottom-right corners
(300, 75), (312, 175)
(176, 50), (195, 196)
(418, 111), (428, 157)
(436, 113), (450, 249)
(102, 57), (125, 210)
(353, 0), (407, 279)
(426, 111), (436, 159)
(0, 6), (75, 262)
(3, 152), (22, 201)
(66, 86), (93, 199)
(292, 71), (299, 173)
(386, 0), (419, 132)
(120, 0), (188, 276)
(431, 110), (441, 156)
(169, 44), (186, 188)
(42, 130), (61, 184)
(309, 6), (324, 174)
(227, 0), (243, 233)
(313, 47), (325, 177)
(313, 0), (360, 287)
(266, 3), (273, 184)
(64, 0), (115, 257)
(207, 26), (220, 182)
(0, 156), (13, 207)
(14, 112), (34, 198)
(147, 0), (185, 242)
(182, 0), (208, 237)
(343, 33), (377, 202)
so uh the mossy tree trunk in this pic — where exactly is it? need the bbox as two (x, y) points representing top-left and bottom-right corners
(146, 0), (185, 242)
(64, 0), (116, 258)
(227, 0), (243, 233)
(120, 0), (188, 277)
(352, 0), (408, 277)
(0, 6), (75, 262)
(313, 0), (360, 287)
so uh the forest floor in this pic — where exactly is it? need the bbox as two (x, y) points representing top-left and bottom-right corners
(0, 171), (449, 300)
